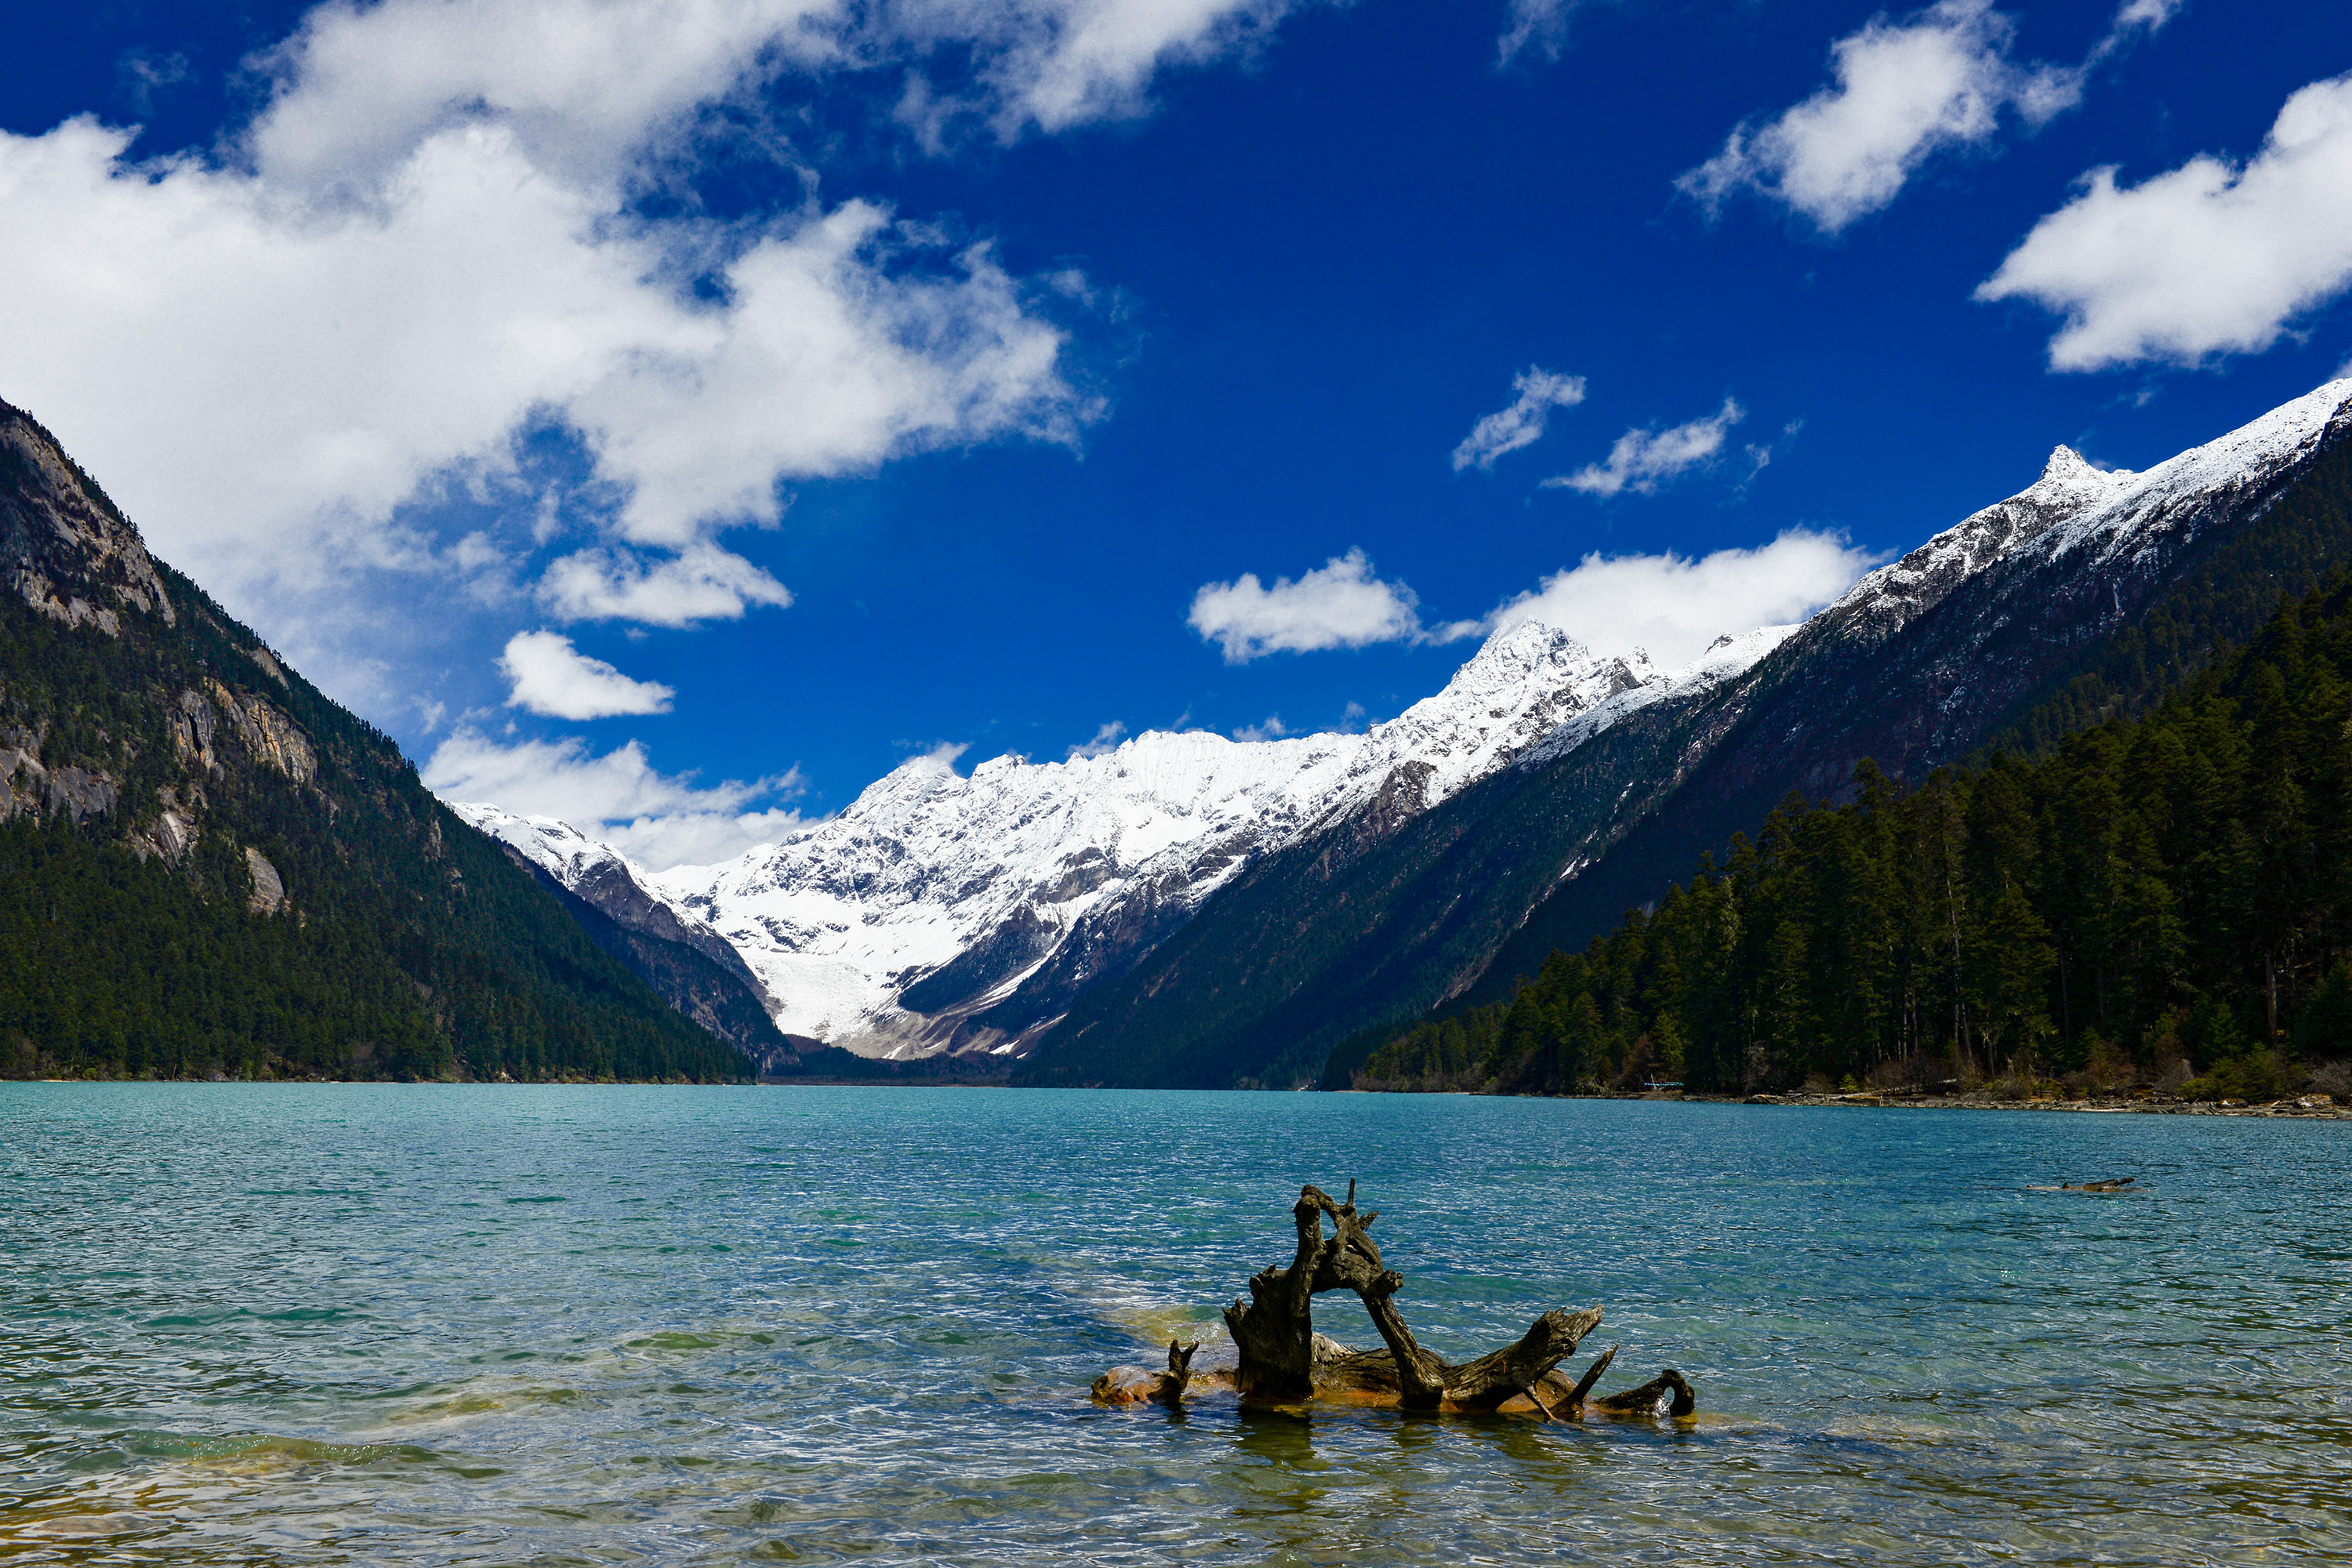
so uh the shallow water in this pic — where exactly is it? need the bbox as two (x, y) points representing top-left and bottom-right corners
(2, 1084), (2347, 1565)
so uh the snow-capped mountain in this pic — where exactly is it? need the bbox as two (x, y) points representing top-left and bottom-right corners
(459, 620), (1788, 1058)
(657, 622), (1800, 1055)
(456, 377), (2352, 1081)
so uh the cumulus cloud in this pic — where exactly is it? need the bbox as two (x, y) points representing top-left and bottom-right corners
(500, 630), (676, 719)
(1232, 714), (1290, 742)
(1451, 367), (1588, 471)
(0, 118), (1080, 615)
(1487, 529), (1879, 666)
(1183, 530), (1876, 669)
(1546, 397), (1746, 496)
(1188, 548), (1428, 662)
(539, 543), (795, 626)
(1976, 73), (2352, 371)
(1067, 720), (1127, 760)
(1678, 0), (2129, 233)
(424, 730), (807, 869)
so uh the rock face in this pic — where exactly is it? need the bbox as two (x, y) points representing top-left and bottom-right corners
(1, 416), (176, 637)
(0, 396), (746, 1083)
(466, 625), (1788, 1059)
(244, 848), (288, 915)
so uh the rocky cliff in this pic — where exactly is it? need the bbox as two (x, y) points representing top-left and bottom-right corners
(0, 397), (748, 1083)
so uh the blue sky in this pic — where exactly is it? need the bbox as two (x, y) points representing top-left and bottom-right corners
(4, 0), (2350, 866)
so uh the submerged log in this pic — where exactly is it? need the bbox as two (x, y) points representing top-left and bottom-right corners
(1091, 1338), (1204, 1407)
(1204, 1181), (1693, 1417)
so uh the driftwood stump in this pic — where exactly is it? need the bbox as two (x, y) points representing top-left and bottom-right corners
(1198, 1181), (1692, 1417)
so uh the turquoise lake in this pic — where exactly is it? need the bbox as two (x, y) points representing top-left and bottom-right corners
(2, 1083), (2346, 1565)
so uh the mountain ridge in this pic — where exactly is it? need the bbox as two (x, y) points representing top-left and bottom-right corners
(464, 618), (1792, 1058)
(1020, 376), (2352, 1087)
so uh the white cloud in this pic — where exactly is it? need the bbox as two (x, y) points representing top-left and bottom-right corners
(1181, 529), (1876, 670)
(247, 0), (836, 199)
(1451, 366), (1588, 471)
(1976, 73), (2352, 371)
(539, 543), (795, 626)
(882, 0), (1317, 138)
(424, 730), (807, 869)
(0, 116), (1080, 615)
(1486, 529), (1878, 666)
(1187, 548), (1426, 662)
(1546, 397), (1745, 496)
(500, 630), (676, 719)
(2092, 0), (2180, 59)
(1679, 0), (2085, 234)
(0, 0), (1308, 698)
(1232, 714), (1290, 742)
(1067, 720), (1127, 760)
(1497, 0), (1579, 66)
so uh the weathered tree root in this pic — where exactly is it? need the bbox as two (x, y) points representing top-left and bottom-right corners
(1192, 1181), (1697, 1417)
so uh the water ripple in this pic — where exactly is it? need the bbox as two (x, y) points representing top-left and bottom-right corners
(2, 1085), (2347, 1564)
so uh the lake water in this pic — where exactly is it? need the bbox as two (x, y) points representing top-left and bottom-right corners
(2, 1084), (2347, 1565)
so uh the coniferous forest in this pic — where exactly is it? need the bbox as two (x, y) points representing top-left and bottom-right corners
(1356, 575), (2352, 1103)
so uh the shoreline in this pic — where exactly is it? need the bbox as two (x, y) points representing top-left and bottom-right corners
(1682, 1089), (2351, 1120)
(12, 1077), (2350, 1119)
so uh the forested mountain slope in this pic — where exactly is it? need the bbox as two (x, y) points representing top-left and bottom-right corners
(0, 398), (748, 1082)
(1471, 382), (2352, 1018)
(1359, 574), (2352, 1101)
(456, 807), (804, 1074)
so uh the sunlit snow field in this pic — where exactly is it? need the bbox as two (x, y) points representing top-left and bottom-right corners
(2, 1084), (2346, 1565)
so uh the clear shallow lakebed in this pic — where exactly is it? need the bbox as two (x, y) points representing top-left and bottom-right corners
(2, 1084), (2347, 1566)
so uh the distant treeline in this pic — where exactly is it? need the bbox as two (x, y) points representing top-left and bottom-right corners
(1357, 575), (2352, 1102)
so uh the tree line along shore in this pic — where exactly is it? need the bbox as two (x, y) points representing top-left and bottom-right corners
(1354, 575), (2352, 1108)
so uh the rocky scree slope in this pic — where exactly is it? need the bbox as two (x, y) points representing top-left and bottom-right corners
(0, 397), (747, 1082)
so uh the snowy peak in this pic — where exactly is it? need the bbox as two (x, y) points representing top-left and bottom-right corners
(2040, 377), (2352, 565)
(1825, 379), (2352, 645)
(2032, 444), (2132, 503)
(454, 803), (635, 884)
